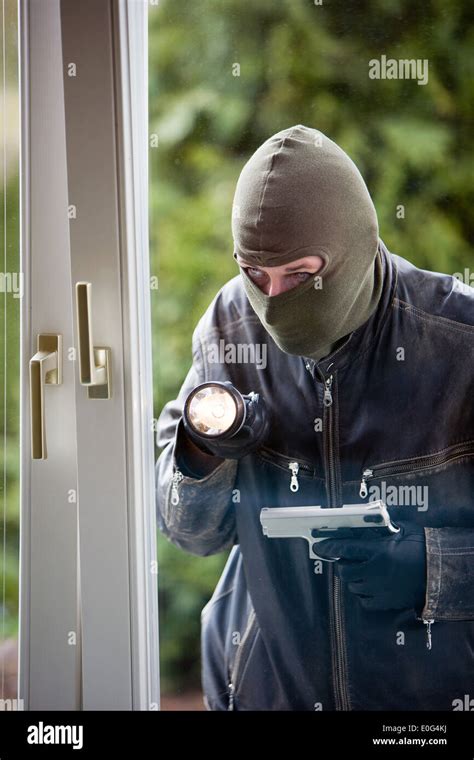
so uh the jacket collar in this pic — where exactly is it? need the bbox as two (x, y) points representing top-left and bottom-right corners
(303, 238), (398, 380)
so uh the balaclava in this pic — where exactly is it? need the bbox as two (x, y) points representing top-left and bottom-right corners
(231, 124), (383, 361)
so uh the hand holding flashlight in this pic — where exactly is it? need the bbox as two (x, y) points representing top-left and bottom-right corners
(182, 381), (270, 460)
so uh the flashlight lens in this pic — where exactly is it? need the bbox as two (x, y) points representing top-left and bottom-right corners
(187, 386), (238, 436)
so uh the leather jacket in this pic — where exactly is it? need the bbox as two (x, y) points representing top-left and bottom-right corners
(155, 240), (474, 710)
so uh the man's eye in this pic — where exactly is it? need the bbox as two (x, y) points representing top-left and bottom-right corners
(291, 272), (311, 281)
(246, 267), (265, 279)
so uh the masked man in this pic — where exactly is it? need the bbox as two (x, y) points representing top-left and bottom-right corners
(155, 124), (474, 711)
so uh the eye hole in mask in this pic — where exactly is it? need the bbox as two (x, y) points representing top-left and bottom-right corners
(241, 266), (315, 293)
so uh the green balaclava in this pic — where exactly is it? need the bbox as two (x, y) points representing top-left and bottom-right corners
(232, 124), (383, 361)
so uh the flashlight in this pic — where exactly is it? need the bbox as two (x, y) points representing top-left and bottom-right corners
(184, 382), (245, 438)
(183, 381), (269, 459)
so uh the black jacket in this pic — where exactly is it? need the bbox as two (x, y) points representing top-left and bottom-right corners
(155, 240), (474, 710)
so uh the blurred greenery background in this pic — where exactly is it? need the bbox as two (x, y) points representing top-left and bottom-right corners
(0, 0), (472, 702)
(0, 0), (21, 653)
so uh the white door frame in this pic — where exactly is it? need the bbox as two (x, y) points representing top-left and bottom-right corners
(19, 0), (159, 710)
(18, 0), (81, 711)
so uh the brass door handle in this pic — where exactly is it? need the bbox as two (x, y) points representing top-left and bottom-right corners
(29, 334), (62, 460)
(75, 282), (112, 399)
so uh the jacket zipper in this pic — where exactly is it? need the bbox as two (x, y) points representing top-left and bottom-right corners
(323, 375), (337, 501)
(170, 467), (184, 506)
(420, 618), (435, 650)
(317, 369), (350, 711)
(227, 608), (258, 710)
(289, 462), (299, 492)
(257, 446), (316, 492)
(358, 440), (474, 651)
(227, 680), (235, 711)
(323, 374), (333, 408)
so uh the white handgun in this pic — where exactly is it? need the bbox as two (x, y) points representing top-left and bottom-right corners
(260, 500), (400, 561)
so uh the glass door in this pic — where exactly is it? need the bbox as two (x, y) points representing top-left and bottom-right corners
(18, 0), (159, 710)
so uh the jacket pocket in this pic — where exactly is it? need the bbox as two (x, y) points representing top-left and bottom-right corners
(358, 439), (474, 498)
(422, 527), (474, 622)
(201, 545), (253, 710)
(201, 543), (287, 711)
(354, 439), (474, 649)
(227, 606), (259, 710)
(256, 445), (319, 494)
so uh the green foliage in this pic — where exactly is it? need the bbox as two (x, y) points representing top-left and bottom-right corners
(0, 171), (21, 642)
(157, 533), (227, 692)
(0, 0), (21, 647)
(149, 0), (473, 692)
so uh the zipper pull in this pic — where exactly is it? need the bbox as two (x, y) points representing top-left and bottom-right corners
(227, 682), (235, 711)
(423, 618), (434, 650)
(323, 375), (333, 407)
(359, 468), (373, 498)
(289, 462), (300, 492)
(170, 468), (184, 506)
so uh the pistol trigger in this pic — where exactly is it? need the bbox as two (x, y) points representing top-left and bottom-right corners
(310, 540), (339, 563)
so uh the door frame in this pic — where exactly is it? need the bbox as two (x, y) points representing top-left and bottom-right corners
(18, 0), (159, 710)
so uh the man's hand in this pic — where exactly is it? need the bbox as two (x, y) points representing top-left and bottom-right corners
(316, 521), (427, 612)
(183, 390), (270, 460)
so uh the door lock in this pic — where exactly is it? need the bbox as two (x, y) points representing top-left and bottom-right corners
(29, 334), (62, 460)
(75, 282), (112, 399)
